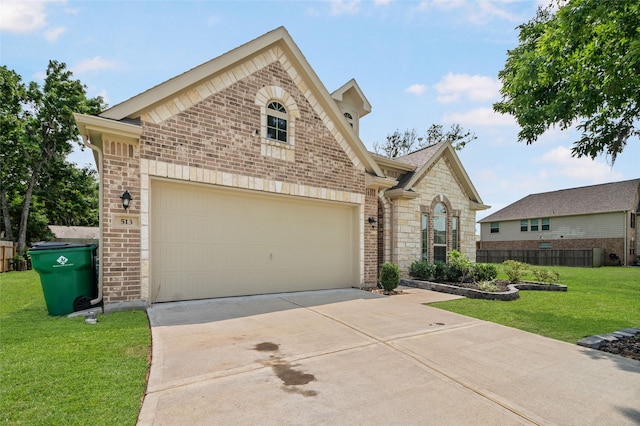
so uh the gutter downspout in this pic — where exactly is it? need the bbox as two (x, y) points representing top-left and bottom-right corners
(81, 134), (104, 306)
(624, 210), (628, 266)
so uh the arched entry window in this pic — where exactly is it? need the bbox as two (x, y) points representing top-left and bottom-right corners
(433, 203), (447, 263)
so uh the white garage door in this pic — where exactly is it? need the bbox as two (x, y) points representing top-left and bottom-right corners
(150, 180), (359, 302)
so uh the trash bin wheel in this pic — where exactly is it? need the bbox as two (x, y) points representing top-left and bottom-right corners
(74, 296), (93, 312)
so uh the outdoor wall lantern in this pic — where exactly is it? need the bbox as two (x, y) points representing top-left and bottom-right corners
(120, 190), (133, 211)
(367, 217), (377, 228)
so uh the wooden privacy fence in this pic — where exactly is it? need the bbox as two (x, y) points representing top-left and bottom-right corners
(476, 248), (603, 267)
(0, 241), (17, 273)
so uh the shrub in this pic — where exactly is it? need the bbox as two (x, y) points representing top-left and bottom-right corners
(408, 260), (435, 281)
(531, 268), (560, 283)
(471, 263), (498, 282)
(379, 262), (400, 292)
(447, 250), (472, 282)
(502, 260), (528, 283)
(476, 280), (500, 292)
(433, 262), (448, 282)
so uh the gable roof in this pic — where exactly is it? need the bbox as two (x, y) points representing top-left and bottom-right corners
(90, 26), (384, 177)
(479, 178), (640, 223)
(372, 142), (488, 209)
(331, 78), (372, 119)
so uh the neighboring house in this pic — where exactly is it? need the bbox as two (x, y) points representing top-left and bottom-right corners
(49, 226), (99, 244)
(73, 27), (486, 311)
(478, 179), (640, 266)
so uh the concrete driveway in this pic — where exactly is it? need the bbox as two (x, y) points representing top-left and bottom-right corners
(139, 287), (640, 425)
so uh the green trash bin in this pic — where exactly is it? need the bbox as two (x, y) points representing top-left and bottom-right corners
(29, 242), (98, 316)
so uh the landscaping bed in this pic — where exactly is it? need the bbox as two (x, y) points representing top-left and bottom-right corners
(401, 278), (566, 301)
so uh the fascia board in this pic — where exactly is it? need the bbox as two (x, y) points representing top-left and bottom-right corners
(366, 174), (399, 189)
(74, 113), (142, 141)
(385, 188), (420, 200)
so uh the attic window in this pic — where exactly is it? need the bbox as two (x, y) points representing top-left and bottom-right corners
(343, 112), (353, 127)
(267, 102), (287, 143)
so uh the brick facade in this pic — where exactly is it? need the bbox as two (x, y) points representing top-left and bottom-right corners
(101, 139), (141, 304)
(81, 29), (484, 308)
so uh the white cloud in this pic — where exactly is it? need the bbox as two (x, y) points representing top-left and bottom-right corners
(405, 83), (427, 95)
(442, 107), (516, 127)
(414, 0), (522, 23)
(535, 146), (623, 183)
(44, 26), (65, 42)
(72, 57), (123, 74)
(374, 0), (392, 5)
(330, 0), (361, 15)
(0, 1), (49, 33)
(435, 73), (501, 104)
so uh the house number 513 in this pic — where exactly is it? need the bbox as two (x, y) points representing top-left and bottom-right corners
(121, 218), (134, 225)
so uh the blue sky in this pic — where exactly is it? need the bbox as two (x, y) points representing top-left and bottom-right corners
(2, 0), (639, 223)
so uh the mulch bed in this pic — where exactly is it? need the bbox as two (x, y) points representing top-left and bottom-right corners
(598, 335), (640, 361)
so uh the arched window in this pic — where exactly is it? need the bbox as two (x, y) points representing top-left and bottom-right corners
(433, 203), (447, 263)
(343, 112), (353, 128)
(267, 101), (287, 142)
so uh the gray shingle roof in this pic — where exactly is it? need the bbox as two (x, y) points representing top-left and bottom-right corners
(393, 142), (443, 168)
(479, 178), (640, 222)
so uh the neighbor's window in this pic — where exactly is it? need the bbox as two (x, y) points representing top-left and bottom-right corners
(520, 220), (528, 232)
(452, 217), (459, 251)
(539, 242), (551, 249)
(267, 101), (287, 142)
(421, 213), (429, 260)
(541, 218), (550, 231)
(530, 219), (539, 231)
(434, 203), (447, 263)
(490, 222), (499, 233)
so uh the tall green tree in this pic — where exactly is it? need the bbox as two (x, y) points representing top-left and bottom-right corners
(374, 123), (476, 158)
(0, 61), (104, 252)
(494, 0), (640, 163)
(0, 67), (27, 242)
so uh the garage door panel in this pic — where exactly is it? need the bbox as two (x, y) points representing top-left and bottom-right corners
(151, 180), (359, 302)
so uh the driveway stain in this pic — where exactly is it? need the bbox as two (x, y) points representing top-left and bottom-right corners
(254, 342), (318, 397)
(254, 342), (279, 352)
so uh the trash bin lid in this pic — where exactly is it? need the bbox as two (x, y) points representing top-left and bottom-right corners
(29, 242), (97, 251)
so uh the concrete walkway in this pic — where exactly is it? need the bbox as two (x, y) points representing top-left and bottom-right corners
(139, 287), (640, 425)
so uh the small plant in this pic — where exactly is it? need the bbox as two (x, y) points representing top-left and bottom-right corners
(379, 262), (400, 292)
(408, 260), (434, 281)
(502, 260), (528, 283)
(531, 268), (560, 283)
(471, 263), (498, 282)
(476, 280), (500, 292)
(433, 262), (448, 282)
(447, 250), (472, 283)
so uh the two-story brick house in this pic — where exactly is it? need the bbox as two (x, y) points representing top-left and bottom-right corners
(74, 27), (487, 311)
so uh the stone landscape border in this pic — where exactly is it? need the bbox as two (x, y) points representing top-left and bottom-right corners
(400, 279), (567, 301)
(577, 327), (640, 349)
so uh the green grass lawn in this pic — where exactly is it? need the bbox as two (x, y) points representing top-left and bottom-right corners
(0, 270), (150, 425)
(431, 266), (640, 343)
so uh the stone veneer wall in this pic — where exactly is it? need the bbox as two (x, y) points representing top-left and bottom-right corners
(389, 158), (478, 274)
